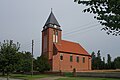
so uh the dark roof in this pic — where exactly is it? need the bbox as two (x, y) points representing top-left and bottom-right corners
(45, 11), (60, 27)
(54, 40), (91, 56)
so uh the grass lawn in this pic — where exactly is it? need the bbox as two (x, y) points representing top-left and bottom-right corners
(61, 72), (120, 80)
(1, 72), (120, 80)
(11, 74), (53, 80)
(57, 77), (120, 80)
(0, 73), (52, 80)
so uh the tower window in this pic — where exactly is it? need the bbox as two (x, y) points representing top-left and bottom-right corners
(54, 25), (57, 28)
(53, 35), (55, 42)
(53, 30), (58, 35)
(76, 56), (79, 62)
(70, 55), (73, 62)
(56, 35), (58, 43)
(49, 24), (53, 27)
(53, 30), (58, 43)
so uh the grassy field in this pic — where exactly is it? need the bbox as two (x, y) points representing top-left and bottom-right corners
(57, 77), (120, 80)
(10, 73), (120, 80)
(0, 74), (52, 80)
(12, 74), (54, 80)
(61, 73), (120, 80)
(1, 72), (120, 80)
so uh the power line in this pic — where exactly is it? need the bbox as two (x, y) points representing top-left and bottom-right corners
(64, 23), (100, 36)
(75, 25), (100, 36)
(63, 25), (100, 39)
(63, 21), (97, 32)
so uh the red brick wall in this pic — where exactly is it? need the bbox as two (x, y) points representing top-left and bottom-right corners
(52, 52), (91, 72)
(42, 27), (62, 60)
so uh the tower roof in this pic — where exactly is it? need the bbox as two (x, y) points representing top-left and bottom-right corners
(45, 11), (60, 27)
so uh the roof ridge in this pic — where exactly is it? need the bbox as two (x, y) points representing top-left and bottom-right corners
(62, 40), (79, 44)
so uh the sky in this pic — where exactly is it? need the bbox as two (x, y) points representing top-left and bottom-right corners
(0, 0), (120, 61)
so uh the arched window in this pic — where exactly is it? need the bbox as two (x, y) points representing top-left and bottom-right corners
(53, 30), (58, 43)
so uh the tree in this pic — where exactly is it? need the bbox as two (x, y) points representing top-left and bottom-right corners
(103, 57), (105, 65)
(107, 54), (112, 69)
(91, 52), (96, 69)
(14, 52), (24, 72)
(101, 57), (106, 69)
(91, 50), (104, 70)
(96, 50), (102, 69)
(15, 52), (32, 72)
(74, 0), (120, 36)
(114, 57), (120, 69)
(34, 55), (50, 72)
(0, 40), (20, 80)
(22, 52), (32, 72)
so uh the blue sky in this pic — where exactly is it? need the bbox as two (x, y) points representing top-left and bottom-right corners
(0, 0), (120, 61)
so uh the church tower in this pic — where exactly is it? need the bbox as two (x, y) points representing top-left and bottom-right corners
(42, 11), (62, 60)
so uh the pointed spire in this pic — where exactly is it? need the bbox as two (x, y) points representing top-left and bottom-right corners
(45, 10), (60, 27)
(51, 8), (53, 12)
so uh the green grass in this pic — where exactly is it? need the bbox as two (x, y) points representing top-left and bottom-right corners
(0, 74), (52, 80)
(57, 77), (120, 80)
(62, 72), (120, 80)
(11, 74), (52, 80)
(64, 72), (73, 77)
(1, 73), (120, 80)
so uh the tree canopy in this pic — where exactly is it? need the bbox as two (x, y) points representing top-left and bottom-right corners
(0, 40), (20, 79)
(15, 52), (32, 72)
(34, 55), (50, 72)
(74, 0), (120, 36)
(91, 50), (120, 70)
(114, 57), (120, 69)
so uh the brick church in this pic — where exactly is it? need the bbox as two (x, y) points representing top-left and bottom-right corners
(41, 11), (91, 72)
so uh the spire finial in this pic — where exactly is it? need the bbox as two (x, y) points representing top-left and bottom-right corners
(51, 8), (53, 12)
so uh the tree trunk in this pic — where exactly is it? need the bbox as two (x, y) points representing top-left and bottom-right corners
(7, 72), (9, 80)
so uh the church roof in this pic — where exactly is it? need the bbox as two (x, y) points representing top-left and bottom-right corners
(45, 11), (60, 27)
(54, 40), (90, 56)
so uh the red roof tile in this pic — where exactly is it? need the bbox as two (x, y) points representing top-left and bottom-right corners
(54, 40), (90, 56)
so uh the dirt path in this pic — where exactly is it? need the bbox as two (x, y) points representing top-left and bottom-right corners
(35, 76), (66, 80)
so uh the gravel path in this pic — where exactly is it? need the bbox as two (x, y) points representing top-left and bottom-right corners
(0, 77), (23, 80)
